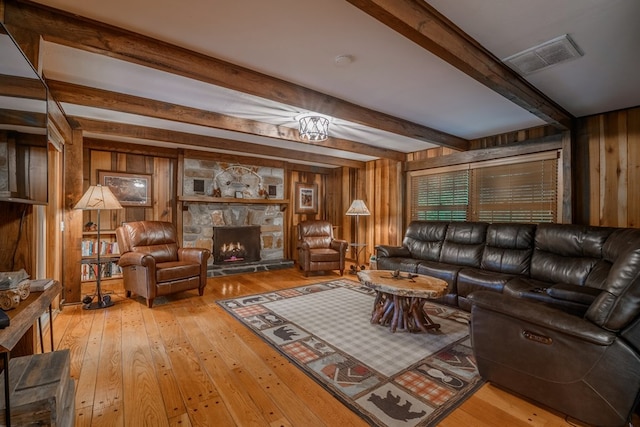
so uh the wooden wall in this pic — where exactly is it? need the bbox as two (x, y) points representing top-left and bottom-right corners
(574, 106), (640, 227)
(364, 159), (404, 259)
(0, 202), (34, 273)
(82, 148), (176, 230)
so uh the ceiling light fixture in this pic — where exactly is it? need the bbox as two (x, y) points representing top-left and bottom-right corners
(298, 114), (329, 141)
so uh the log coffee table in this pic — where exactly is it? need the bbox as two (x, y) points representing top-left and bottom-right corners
(357, 270), (448, 333)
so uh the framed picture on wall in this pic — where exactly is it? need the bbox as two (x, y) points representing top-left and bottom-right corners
(98, 170), (153, 207)
(295, 182), (318, 214)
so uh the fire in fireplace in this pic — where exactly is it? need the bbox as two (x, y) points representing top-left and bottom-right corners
(213, 225), (261, 264)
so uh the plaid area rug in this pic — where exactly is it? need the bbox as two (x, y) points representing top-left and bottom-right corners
(217, 279), (484, 427)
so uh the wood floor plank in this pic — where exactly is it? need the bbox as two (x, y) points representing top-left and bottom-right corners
(152, 305), (219, 412)
(197, 302), (360, 426)
(93, 306), (124, 411)
(182, 303), (328, 427)
(73, 310), (106, 412)
(121, 299), (171, 426)
(53, 268), (589, 427)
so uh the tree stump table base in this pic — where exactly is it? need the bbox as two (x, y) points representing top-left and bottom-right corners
(358, 270), (448, 333)
(371, 292), (441, 333)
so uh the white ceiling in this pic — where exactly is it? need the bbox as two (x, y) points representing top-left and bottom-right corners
(27, 0), (640, 166)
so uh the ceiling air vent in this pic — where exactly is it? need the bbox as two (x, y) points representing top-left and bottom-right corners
(503, 34), (583, 75)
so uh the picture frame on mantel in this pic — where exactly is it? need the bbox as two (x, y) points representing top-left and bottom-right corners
(98, 170), (153, 207)
(295, 182), (318, 214)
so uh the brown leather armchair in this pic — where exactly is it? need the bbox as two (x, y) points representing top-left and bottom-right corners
(297, 220), (347, 276)
(115, 221), (210, 308)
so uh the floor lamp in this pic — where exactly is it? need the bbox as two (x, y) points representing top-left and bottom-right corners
(346, 199), (370, 273)
(74, 184), (123, 310)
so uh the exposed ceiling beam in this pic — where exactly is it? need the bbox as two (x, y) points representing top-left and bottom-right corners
(72, 117), (366, 169)
(4, 1), (469, 151)
(345, 0), (574, 130)
(0, 74), (47, 99)
(0, 108), (47, 128)
(46, 79), (406, 162)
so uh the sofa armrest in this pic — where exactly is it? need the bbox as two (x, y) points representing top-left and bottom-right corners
(376, 245), (411, 258)
(330, 239), (347, 252)
(468, 291), (615, 346)
(178, 247), (210, 264)
(546, 283), (601, 305)
(118, 251), (156, 268)
(297, 241), (310, 250)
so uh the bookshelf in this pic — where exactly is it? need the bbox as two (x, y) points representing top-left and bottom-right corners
(80, 231), (122, 282)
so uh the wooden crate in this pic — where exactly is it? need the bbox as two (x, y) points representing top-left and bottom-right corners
(0, 349), (74, 426)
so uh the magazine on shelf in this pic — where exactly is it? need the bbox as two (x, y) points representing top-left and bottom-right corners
(29, 278), (55, 292)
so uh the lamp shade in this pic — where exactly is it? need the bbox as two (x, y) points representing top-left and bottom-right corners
(346, 199), (370, 216)
(74, 185), (123, 210)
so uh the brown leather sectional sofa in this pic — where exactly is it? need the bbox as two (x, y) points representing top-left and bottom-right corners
(376, 221), (640, 426)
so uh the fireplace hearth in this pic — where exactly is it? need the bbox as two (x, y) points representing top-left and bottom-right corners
(213, 225), (261, 264)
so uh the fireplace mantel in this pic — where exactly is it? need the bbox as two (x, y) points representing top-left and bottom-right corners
(180, 196), (289, 205)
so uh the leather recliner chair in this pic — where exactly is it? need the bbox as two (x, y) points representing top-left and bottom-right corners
(297, 220), (347, 276)
(116, 221), (210, 308)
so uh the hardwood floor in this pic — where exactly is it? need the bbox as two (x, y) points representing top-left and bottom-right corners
(53, 268), (590, 426)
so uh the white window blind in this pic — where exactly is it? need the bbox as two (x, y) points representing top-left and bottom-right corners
(409, 151), (560, 223)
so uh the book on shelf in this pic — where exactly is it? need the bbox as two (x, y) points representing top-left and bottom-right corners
(81, 261), (122, 281)
(81, 239), (120, 257)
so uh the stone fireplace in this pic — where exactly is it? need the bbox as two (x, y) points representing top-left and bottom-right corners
(213, 225), (261, 264)
(181, 158), (293, 276)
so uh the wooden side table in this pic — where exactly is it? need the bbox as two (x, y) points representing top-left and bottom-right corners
(357, 270), (448, 333)
(0, 281), (61, 426)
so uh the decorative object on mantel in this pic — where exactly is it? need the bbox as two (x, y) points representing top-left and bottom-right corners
(346, 199), (371, 273)
(294, 182), (318, 214)
(214, 164), (262, 199)
(182, 159), (285, 201)
(74, 184), (123, 310)
(0, 269), (31, 310)
(297, 113), (330, 141)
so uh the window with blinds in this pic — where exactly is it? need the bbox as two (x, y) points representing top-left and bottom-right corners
(470, 159), (557, 222)
(409, 151), (560, 223)
(410, 169), (469, 221)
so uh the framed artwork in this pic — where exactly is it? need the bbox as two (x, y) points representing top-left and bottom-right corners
(98, 170), (153, 207)
(295, 182), (318, 214)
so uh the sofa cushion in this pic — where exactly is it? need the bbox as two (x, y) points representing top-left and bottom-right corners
(481, 223), (535, 275)
(458, 268), (515, 295)
(156, 261), (202, 283)
(440, 222), (488, 267)
(375, 257), (422, 273)
(503, 277), (592, 316)
(308, 248), (341, 262)
(417, 260), (462, 286)
(403, 221), (448, 261)
(416, 260), (460, 306)
(530, 224), (615, 286)
(457, 268), (516, 311)
(546, 283), (602, 305)
(587, 228), (640, 331)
